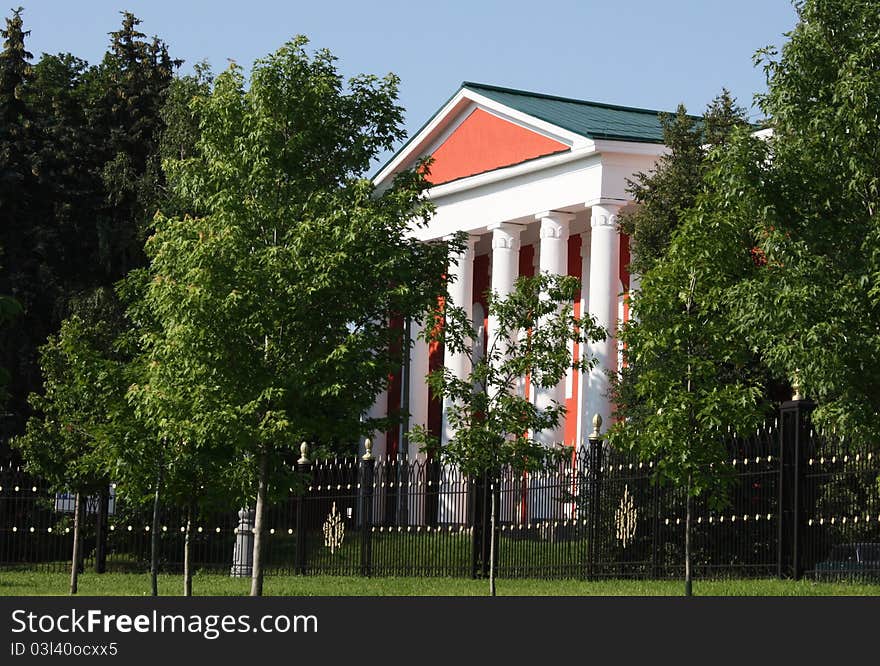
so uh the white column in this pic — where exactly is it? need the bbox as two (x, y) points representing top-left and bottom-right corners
(440, 235), (476, 525)
(533, 211), (572, 447)
(584, 202), (621, 440)
(530, 213), (573, 522)
(406, 319), (429, 525)
(487, 222), (522, 524)
(486, 222), (523, 365)
(441, 234), (477, 447)
(576, 231), (592, 449)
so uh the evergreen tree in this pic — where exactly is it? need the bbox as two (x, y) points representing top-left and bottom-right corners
(620, 91), (748, 276)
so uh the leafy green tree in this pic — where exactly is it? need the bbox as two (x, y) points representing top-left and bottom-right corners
(723, 0), (880, 448)
(137, 37), (448, 596)
(414, 272), (604, 596)
(13, 300), (126, 594)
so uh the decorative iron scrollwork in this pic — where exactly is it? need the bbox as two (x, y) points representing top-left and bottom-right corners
(323, 501), (345, 553)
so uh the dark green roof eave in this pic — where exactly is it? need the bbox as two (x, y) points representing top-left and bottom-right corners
(461, 81), (695, 120)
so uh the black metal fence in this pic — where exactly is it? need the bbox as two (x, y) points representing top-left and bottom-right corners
(2, 399), (878, 581)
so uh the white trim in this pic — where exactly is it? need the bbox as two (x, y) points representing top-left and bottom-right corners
(463, 91), (587, 148)
(426, 143), (598, 199)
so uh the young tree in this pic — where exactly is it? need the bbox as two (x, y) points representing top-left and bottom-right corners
(609, 92), (770, 596)
(414, 272), (604, 596)
(13, 300), (126, 594)
(137, 37), (448, 596)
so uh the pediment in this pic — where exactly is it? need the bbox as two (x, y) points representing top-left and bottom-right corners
(373, 86), (587, 190)
(422, 108), (568, 185)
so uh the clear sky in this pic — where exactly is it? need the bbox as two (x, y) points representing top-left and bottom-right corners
(17, 0), (798, 155)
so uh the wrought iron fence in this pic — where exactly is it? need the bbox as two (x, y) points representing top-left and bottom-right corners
(2, 400), (878, 581)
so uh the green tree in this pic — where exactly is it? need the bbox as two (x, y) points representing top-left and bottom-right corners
(136, 37), (448, 596)
(13, 300), (126, 594)
(1, 11), (179, 461)
(414, 272), (604, 596)
(724, 0), (880, 448)
(609, 92), (769, 596)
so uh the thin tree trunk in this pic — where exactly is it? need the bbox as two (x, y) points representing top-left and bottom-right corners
(150, 466), (162, 596)
(685, 473), (693, 597)
(489, 480), (497, 597)
(250, 447), (269, 597)
(69, 492), (83, 595)
(183, 503), (193, 597)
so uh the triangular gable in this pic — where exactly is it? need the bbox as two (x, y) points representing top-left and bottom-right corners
(373, 84), (589, 190)
(423, 108), (568, 185)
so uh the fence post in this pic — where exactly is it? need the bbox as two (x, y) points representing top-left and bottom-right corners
(587, 414), (604, 580)
(778, 397), (815, 579)
(294, 442), (312, 575)
(360, 439), (375, 576)
(471, 472), (493, 578)
(94, 486), (109, 573)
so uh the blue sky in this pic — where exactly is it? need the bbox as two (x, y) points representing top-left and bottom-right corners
(18, 1), (798, 150)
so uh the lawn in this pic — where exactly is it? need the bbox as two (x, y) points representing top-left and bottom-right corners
(1, 571), (879, 596)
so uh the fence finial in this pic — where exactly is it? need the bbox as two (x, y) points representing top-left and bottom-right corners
(590, 414), (603, 440)
(791, 370), (803, 401)
(362, 438), (373, 462)
(298, 442), (310, 465)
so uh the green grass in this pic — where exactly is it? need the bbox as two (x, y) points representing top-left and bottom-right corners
(2, 571), (879, 596)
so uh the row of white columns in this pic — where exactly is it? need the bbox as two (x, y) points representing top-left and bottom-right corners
(437, 202), (623, 451)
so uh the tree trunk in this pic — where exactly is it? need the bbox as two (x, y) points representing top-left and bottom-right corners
(183, 503), (193, 597)
(685, 473), (693, 597)
(150, 468), (162, 596)
(489, 480), (497, 597)
(69, 492), (83, 595)
(250, 448), (269, 596)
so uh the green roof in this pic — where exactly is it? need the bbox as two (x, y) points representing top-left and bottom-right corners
(462, 81), (675, 143)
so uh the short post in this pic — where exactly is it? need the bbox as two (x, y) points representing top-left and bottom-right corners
(230, 507), (255, 577)
(294, 442), (312, 575)
(360, 439), (375, 577)
(587, 414), (604, 580)
(94, 487), (109, 573)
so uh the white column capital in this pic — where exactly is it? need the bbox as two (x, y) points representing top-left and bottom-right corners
(534, 210), (575, 223)
(488, 222), (524, 251)
(536, 211), (573, 240)
(590, 205), (621, 230)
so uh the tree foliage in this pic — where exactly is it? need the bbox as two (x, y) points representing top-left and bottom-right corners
(0, 10), (178, 455)
(134, 37), (449, 594)
(414, 272), (604, 595)
(620, 91), (749, 275)
(723, 0), (880, 447)
(418, 272), (603, 476)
